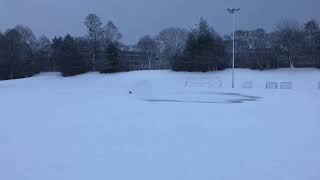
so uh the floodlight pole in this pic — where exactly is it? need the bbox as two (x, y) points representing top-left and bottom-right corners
(228, 8), (240, 88)
(232, 13), (235, 88)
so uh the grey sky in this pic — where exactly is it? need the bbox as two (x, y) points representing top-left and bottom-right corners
(1, 0), (319, 44)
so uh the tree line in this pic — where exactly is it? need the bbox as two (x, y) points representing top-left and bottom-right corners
(1, 14), (320, 80)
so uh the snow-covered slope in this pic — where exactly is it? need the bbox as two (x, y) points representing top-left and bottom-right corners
(0, 69), (320, 180)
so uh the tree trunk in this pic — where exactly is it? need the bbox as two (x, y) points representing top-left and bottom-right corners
(53, 62), (56, 72)
(289, 51), (294, 68)
(148, 56), (151, 70)
(290, 60), (294, 68)
(92, 51), (96, 71)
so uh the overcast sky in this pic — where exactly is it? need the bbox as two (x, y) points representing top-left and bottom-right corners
(1, 0), (319, 44)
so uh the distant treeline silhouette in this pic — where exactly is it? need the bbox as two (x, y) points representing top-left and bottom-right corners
(0, 14), (320, 80)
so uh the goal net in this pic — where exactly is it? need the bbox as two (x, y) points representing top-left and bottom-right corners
(185, 77), (222, 88)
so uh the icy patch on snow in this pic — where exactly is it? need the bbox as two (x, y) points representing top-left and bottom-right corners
(142, 91), (260, 104)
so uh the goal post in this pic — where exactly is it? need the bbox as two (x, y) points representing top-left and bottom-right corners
(242, 81), (253, 89)
(185, 77), (222, 88)
(266, 82), (278, 89)
(280, 82), (293, 89)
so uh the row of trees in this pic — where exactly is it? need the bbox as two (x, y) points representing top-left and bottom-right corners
(226, 19), (320, 69)
(1, 14), (320, 80)
(0, 26), (39, 80)
(0, 14), (124, 79)
(135, 18), (320, 72)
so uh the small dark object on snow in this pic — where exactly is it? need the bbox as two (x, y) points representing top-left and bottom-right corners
(129, 91), (133, 94)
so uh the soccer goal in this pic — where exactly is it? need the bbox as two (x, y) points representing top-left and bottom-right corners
(280, 82), (293, 89)
(185, 77), (222, 88)
(242, 81), (253, 89)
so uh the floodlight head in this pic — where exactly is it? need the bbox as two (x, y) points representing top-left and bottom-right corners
(227, 8), (240, 14)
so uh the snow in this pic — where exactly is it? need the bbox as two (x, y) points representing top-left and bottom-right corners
(0, 69), (320, 180)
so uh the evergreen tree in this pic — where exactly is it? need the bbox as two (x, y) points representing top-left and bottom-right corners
(315, 32), (320, 68)
(0, 32), (9, 79)
(56, 35), (87, 76)
(51, 36), (64, 72)
(99, 43), (121, 73)
(174, 18), (228, 72)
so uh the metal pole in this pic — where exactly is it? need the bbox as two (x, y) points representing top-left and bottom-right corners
(228, 8), (239, 88)
(232, 13), (235, 88)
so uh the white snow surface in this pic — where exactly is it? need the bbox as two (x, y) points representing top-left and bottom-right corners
(0, 68), (320, 180)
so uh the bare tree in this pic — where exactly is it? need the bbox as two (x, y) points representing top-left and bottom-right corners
(84, 14), (103, 71)
(305, 19), (319, 35)
(274, 19), (305, 68)
(36, 35), (51, 52)
(136, 35), (160, 69)
(14, 25), (37, 51)
(234, 30), (250, 52)
(157, 27), (188, 68)
(36, 35), (53, 71)
(102, 21), (122, 47)
(250, 28), (270, 49)
(137, 35), (158, 52)
(5, 29), (35, 79)
(304, 19), (320, 49)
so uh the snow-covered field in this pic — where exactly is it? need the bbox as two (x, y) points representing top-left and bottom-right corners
(0, 69), (320, 180)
